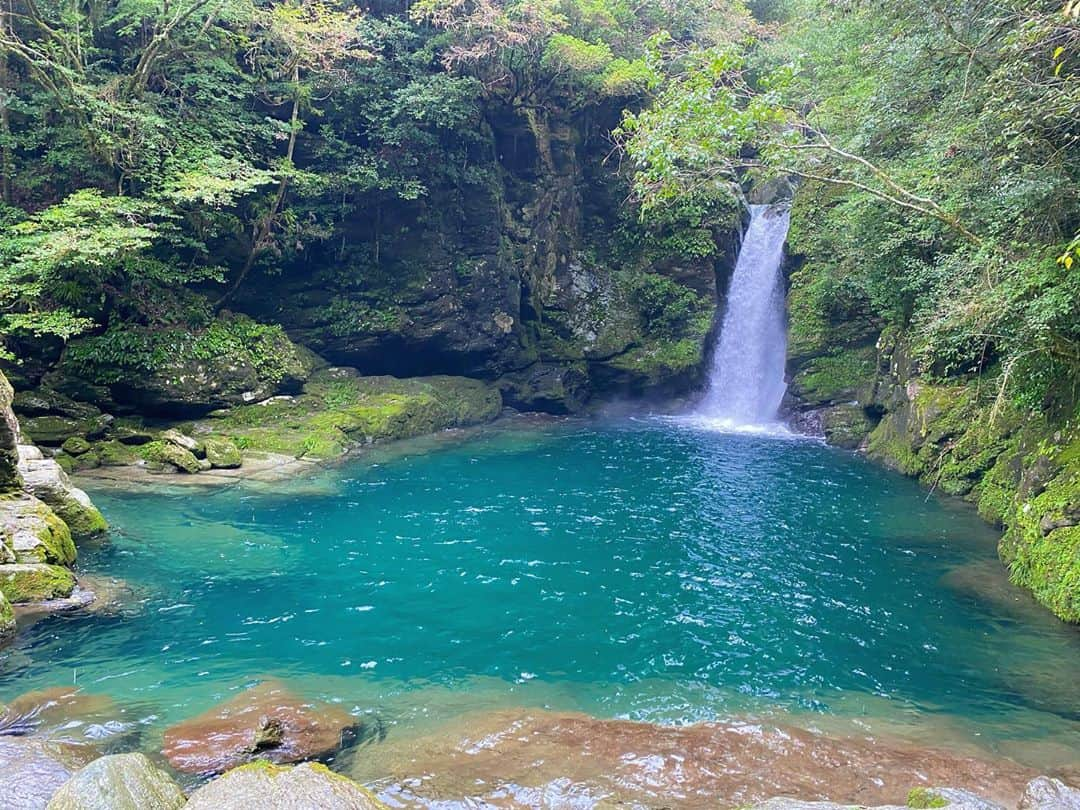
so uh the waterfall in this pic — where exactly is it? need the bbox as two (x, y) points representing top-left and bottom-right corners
(698, 204), (791, 428)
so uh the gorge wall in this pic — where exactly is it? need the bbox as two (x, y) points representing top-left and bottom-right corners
(9, 106), (738, 423)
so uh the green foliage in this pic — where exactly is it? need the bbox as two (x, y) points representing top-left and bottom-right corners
(64, 316), (295, 385)
(626, 273), (706, 337)
(620, 0), (1080, 412)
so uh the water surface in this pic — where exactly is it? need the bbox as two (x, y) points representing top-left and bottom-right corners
(2, 417), (1078, 779)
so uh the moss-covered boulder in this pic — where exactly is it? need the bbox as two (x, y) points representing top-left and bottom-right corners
(11, 388), (101, 419)
(499, 363), (590, 414)
(1, 494), (76, 565)
(138, 441), (201, 474)
(185, 761), (388, 809)
(96, 440), (138, 466)
(0, 562), (76, 603)
(200, 369), (502, 460)
(46, 753), (185, 810)
(161, 428), (205, 457)
(61, 437), (92, 456)
(20, 414), (113, 446)
(203, 437), (242, 469)
(819, 403), (876, 450)
(51, 313), (321, 416)
(19, 458), (107, 539)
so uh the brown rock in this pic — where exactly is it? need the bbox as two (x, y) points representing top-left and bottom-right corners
(161, 680), (360, 775)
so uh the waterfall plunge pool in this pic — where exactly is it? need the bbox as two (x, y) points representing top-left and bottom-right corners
(1, 416), (1078, 804)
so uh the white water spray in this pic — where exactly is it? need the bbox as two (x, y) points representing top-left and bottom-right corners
(698, 204), (791, 429)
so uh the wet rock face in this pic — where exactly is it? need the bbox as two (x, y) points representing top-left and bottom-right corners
(161, 680), (361, 775)
(45, 753), (185, 810)
(185, 761), (388, 809)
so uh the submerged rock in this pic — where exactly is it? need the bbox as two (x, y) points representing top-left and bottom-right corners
(46, 753), (185, 810)
(186, 761), (388, 809)
(0, 687), (120, 738)
(161, 680), (360, 774)
(347, 709), (1037, 809)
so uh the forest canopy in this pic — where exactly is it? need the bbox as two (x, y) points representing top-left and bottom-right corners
(1, 0), (1077, 413)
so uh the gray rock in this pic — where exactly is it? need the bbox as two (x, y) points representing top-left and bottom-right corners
(185, 761), (388, 809)
(18, 457), (107, 538)
(1, 493), (77, 565)
(0, 737), (98, 810)
(46, 752), (185, 810)
(11, 389), (101, 419)
(1019, 777), (1080, 810)
(161, 428), (205, 457)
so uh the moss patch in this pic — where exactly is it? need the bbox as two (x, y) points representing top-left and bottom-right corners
(0, 563), (76, 603)
(788, 345), (877, 406)
(197, 371), (502, 461)
(907, 787), (949, 809)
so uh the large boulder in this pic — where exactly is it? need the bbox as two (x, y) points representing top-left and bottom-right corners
(161, 680), (361, 774)
(18, 457), (107, 539)
(186, 761), (388, 809)
(50, 314), (321, 416)
(46, 753), (185, 810)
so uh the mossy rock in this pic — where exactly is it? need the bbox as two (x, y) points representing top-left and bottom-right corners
(819, 403), (875, 450)
(0, 591), (14, 640)
(139, 441), (201, 474)
(1, 494), (77, 565)
(999, 431), (1080, 623)
(203, 437), (242, 469)
(203, 371), (502, 460)
(0, 563), (77, 603)
(55, 313), (320, 415)
(788, 345), (877, 407)
(96, 440), (139, 466)
(20, 415), (84, 446)
(60, 437), (92, 456)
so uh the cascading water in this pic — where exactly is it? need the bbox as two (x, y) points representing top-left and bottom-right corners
(698, 204), (791, 428)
